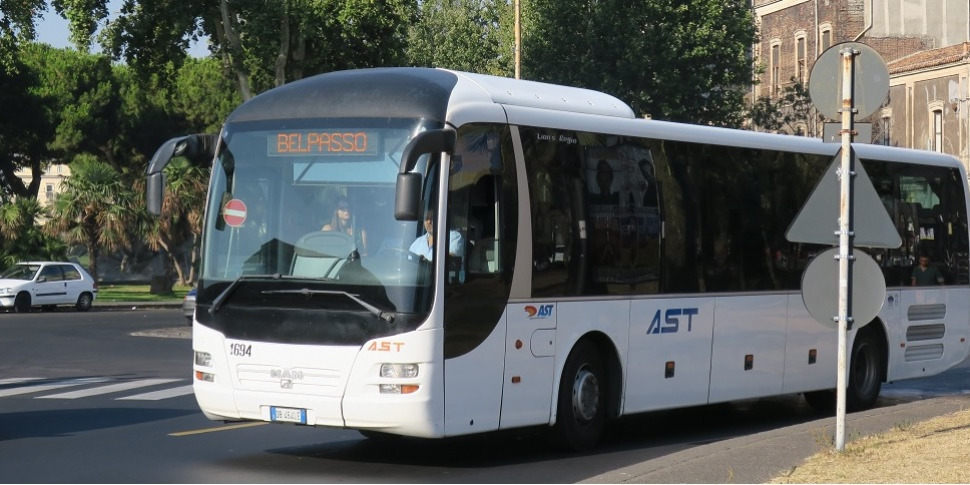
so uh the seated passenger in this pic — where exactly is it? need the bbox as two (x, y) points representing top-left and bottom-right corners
(322, 198), (367, 256)
(409, 209), (463, 261)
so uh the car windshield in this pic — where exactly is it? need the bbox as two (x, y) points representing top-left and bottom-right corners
(0, 264), (40, 281)
(199, 117), (441, 314)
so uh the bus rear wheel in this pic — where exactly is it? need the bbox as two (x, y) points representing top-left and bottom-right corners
(553, 340), (606, 451)
(803, 328), (884, 413)
(847, 329), (883, 411)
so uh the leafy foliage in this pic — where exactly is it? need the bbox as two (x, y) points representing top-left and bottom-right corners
(522, 0), (758, 125)
(0, 198), (67, 269)
(44, 156), (136, 279)
(748, 78), (822, 136)
(407, 0), (513, 76)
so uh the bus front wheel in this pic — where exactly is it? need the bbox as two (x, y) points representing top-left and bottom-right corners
(553, 340), (606, 451)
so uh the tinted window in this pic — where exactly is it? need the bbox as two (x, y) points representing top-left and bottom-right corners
(519, 125), (969, 296)
(62, 265), (82, 281)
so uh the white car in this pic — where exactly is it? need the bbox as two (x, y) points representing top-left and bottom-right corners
(0, 262), (98, 312)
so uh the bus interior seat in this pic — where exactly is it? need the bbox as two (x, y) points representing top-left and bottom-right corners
(291, 231), (356, 277)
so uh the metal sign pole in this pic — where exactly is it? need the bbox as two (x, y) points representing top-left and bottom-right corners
(836, 46), (858, 452)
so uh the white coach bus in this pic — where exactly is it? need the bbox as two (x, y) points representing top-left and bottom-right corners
(146, 68), (970, 450)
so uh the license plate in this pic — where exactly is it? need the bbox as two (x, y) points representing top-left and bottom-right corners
(270, 406), (307, 424)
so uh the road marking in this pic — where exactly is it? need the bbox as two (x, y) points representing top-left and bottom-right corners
(0, 377), (111, 398)
(169, 422), (267, 437)
(38, 378), (183, 399)
(117, 384), (195, 401)
(0, 377), (42, 385)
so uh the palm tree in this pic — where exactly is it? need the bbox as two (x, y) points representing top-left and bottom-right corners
(45, 156), (135, 282)
(139, 157), (208, 286)
(0, 197), (66, 268)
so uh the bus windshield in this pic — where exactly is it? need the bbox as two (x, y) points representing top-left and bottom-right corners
(198, 117), (440, 316)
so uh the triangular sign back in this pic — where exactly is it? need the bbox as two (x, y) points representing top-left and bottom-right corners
(786, 150), (902, 248)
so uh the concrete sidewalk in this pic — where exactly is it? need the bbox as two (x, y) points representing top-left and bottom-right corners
(581, 395), (970, 484)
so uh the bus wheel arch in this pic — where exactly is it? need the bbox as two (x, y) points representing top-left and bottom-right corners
(552, 333), (621, 450)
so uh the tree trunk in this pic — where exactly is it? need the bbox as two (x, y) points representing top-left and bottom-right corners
(217, 0), (254, 101)
(274, 7), (290, 87)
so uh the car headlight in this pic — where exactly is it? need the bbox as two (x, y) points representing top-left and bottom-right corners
(0, 288), (13, 296)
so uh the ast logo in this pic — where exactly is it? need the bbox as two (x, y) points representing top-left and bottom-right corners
(647, 308), (699, 334)
(525, 304), (554, 319)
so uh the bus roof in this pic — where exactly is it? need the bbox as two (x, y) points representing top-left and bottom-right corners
(225, 68), (636, 124)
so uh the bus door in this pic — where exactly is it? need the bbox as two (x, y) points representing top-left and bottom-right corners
(442, 124), (521, 436)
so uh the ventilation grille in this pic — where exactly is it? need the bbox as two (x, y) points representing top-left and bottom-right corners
(904, 344), (944, 362)
(907, 304), (946, 321)
(906, 324), (946, 342)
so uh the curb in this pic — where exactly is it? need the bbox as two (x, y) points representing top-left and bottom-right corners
(581, 395), (970, 484)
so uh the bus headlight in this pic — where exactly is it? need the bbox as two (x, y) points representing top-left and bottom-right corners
(380, 363), (419, 378)
(195, 351), (212, 367)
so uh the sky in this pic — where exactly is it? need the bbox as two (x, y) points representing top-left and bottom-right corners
(34, 2), (210, 58)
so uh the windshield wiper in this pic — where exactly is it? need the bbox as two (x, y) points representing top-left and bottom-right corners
(209, 273), (285, 314)
(260, 288), (395, 323)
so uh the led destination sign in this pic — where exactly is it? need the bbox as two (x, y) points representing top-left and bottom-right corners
(269, 131), (379, 156)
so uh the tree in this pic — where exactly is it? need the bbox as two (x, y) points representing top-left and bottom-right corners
(139, 157), (208, 286)
(407, 0), (514, 76)
(748, 78), (822, 136)
(23, 45), (128, 172)
(0, 197), (66, 269)
(523, 0), (758, 126)
(95, 0), (415, 100)
(0, 46), (54, 200)
(45, 156), (136, 281)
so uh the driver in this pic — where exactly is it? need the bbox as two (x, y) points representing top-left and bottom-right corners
(409, 209), (463, 261)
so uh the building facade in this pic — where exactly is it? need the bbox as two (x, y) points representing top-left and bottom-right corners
(753, 0), (970, 171)
(13, 163), (71, 210)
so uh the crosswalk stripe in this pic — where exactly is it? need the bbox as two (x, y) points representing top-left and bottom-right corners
(37, 378), (183, 399)
(117, 384), (195, 401)
(0, 377), (42, 385)
(0, 377), (111, 398)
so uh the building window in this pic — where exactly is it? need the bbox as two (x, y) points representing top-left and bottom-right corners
(795, 35), (806, 83)
(881, 111), (891, 146)
(771, 41), (781, 96)
(45, 184), (54, 201)
(819, 25), (832, 52)
(933, 109), (943, 152)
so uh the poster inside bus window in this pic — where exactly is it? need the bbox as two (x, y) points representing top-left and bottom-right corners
(268, 131), (380, 156)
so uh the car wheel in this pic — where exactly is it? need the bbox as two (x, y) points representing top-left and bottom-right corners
(553, 340), (606, 451)
(75, 292), (93, 312)
(14, 292), (31, 313)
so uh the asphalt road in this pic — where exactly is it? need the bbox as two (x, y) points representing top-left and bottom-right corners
(0, 308), (964, 483)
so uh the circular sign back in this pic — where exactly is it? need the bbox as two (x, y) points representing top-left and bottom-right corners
(223, 199), (248, 228)
(808, 42), (889, 120)
(801, 248), (885, 329)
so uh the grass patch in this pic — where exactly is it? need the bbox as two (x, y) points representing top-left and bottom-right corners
(97, 284), (191, 302)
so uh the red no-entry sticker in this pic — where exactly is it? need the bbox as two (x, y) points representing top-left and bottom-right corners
(223, 199), (247, 227)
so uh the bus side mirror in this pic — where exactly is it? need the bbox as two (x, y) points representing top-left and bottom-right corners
(395, 173), (422, 220)
(147, 172), (166, 215)
(145, 134), (217, 216)
(394, 129), (456, 221)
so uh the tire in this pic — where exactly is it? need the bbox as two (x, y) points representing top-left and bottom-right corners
(75, 292), (93, 312)
(803, 389), (835, 413)
(847, 329), (883, 412)
(802, 329), (884, 414)
(553, 340), (607, 451)
(13, 292), (31, 313)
